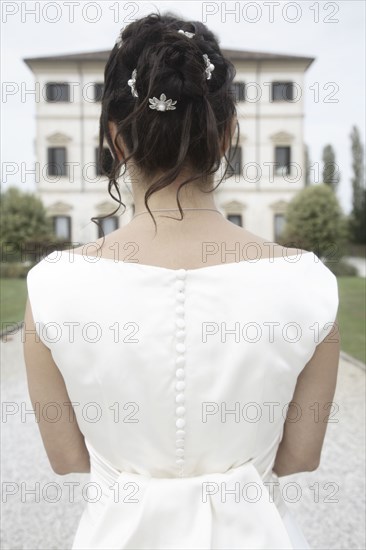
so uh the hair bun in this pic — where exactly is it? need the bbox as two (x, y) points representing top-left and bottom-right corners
(140, 39), (203, 101)
(164, 43), (186, 69)
(100, 11), (237, 210)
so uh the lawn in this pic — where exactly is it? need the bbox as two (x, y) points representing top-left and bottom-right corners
(0, 278), (27, 330)
(337, 277), (366, 364)
(1, 276), (365, 363)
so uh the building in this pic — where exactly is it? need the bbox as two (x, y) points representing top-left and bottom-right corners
(23, 48), (314, 245)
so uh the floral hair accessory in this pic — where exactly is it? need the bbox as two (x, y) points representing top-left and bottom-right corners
(178, 29), (195, 38)
(203, 54), (215, 80)
(127, 69), (138, 97)
(149, 93), (177, 111)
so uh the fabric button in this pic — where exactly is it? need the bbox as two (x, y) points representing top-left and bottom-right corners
(175, 356), (185, 367)
(174, 280), (185, 291)
(174, 273), (186, 473)
(176, 330), (185, 341)
(175, 343), (186, 354)
(175, 318), (185, 329)
(175, 381), (185, 391)
(175, 269), (186, 279)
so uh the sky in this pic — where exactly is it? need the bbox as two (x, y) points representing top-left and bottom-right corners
(1, 0), (365, 214)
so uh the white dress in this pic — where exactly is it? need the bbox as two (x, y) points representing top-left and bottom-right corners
(26, 249), (339, 550)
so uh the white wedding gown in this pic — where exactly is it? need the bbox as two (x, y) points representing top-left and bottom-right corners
(26, 249), (339, 549)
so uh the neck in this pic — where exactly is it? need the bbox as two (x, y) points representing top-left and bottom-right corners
(133, 206), (220, 216)
(129, 170), (218, 214)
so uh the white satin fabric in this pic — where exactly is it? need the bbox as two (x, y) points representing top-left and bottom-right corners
(26, 250), (338, 549)
(72, 440), (296, 550)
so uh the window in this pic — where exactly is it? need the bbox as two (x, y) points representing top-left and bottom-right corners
(272, 82), (294, 102)
(97, 216), (119, 238)
(274, 213), (286, 240)
(227, 214), (243, 227)
(275, 146), (291, 176)
(94, 83), (104, 102)
(95, 147), (113, 175)
(53, 216), (71, 240)
(230, 82), (245, 102)
(226, 146), (242, 177)
(47, 147), (67, 176)
(45, 83), (70, 102)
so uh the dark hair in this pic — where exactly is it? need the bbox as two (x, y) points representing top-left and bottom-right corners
(92, 10), (238, 241)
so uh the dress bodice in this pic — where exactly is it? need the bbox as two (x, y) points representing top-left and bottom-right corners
(26, 249), (339, 549)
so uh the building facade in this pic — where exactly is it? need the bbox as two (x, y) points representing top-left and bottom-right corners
(23, 48), (314, 246)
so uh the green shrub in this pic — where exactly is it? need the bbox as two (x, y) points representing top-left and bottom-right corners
(323, 259), (358, 276)
(0, 262), (35, 278)
(0, 186), (58, 262)
(279, 184), (349, 258)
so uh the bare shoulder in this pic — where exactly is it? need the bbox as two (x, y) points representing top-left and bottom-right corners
(66, 224), (306, 262)
(67, 234), (117, 258)
(222, 224), (306, 260)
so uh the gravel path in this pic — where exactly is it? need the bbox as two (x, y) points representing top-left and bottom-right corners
(1, 327), (365, 550)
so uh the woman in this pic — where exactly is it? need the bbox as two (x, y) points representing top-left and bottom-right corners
(23, 12), (340, 550)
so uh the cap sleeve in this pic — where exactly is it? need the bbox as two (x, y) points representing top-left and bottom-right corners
(26, 257), (54, 348)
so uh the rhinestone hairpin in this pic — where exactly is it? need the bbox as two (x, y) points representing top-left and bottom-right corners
(149, 93), (177, 111)
(178, 29), (195, 38)
(127, 68), (138, 97)
(203, 54), (215, 80)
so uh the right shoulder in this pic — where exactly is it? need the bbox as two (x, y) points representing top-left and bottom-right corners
(228, 226), (305, 260)
(26, 250), (71, 283)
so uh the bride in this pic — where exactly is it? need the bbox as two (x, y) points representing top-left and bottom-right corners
(23, 11), (340, 550)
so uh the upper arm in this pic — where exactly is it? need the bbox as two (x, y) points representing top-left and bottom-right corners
(273, 316), (340, 476)
(23, 296), (90, 475)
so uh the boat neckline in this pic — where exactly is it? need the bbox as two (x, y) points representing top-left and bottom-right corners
(52, 250), (316, 273)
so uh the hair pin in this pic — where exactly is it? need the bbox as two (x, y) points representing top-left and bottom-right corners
(149, 93), (177, 111)
(178, 29), (195, 38)
(203, 54), (215, 80)
(127, 68), (138, 97)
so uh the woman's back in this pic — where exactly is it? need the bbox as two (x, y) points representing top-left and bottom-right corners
(26, 223), (338, 549)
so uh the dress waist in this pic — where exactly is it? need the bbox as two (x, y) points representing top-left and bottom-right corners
(72, 441), (293, 550)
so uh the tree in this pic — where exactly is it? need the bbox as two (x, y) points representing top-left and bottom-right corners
(349, 126), (366, 243)
(304, 144), (311, 186)
(0, 186), (57, 262)
(280, 184), (349, 259)
(322, 144), (340, 192)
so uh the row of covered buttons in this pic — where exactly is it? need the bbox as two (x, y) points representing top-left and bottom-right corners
(174, 268), (187, 474)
